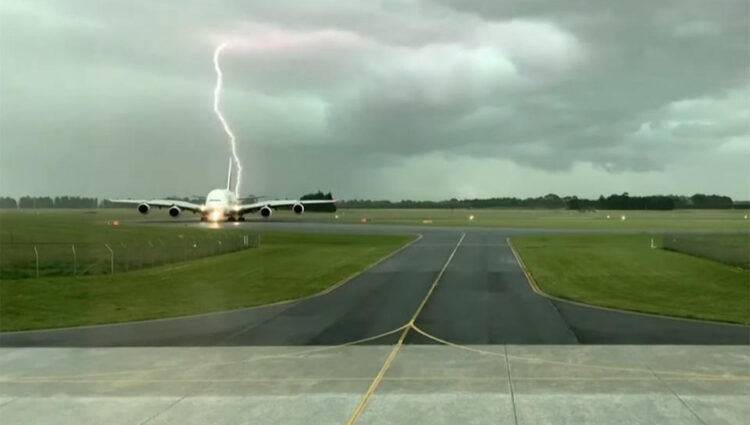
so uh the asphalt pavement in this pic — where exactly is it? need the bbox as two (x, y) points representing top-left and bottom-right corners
(1, 222), (747, 346)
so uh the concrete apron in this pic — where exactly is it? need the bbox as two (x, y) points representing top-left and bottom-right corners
(0, 345), (747, 425)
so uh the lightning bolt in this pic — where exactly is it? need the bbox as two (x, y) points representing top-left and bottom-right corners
(213, 42), (243, 196)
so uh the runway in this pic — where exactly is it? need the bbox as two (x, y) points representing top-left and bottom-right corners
(2, 221), (747, 346)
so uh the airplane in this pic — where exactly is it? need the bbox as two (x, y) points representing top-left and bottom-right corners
(110, 158), (336, 222)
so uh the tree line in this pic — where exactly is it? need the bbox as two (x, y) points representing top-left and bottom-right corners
(0, 192), (742, 210)
(300, 191), (336, 212)
(566, 193), (734, 210)
(0, 196), (99, 209)
(340, 193), (740, 210)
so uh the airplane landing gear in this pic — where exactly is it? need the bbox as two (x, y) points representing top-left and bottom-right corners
(227, 216), (236, 222)
(238, 216), (246, 221)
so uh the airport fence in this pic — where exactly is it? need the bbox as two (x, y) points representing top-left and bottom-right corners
(0, 233), (260, 279)
(661, 233), (749, 269)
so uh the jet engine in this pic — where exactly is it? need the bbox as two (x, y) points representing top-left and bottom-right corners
(168, 206), (181, 217)
(292, 203), (304, 215)
(260, 206), (272, 218)
(137, 203), (150, 215)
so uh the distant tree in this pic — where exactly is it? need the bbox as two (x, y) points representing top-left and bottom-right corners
(39, 197), (54, 208)
(690, 194), (733, 209)
(300, 190), (336, 211)
(0, 197), (17, 209)
(338, 192), (713, 210)
(18, 197), (32, 208)
(18, 196), (54, 208)
(300, 190), (334, 200)
(53, 196), (98, 208)
(162, 196), (204, 204)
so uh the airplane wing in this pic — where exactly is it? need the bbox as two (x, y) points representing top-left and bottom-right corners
(237, 199), (336, 215)
(108, 199), (203, 213)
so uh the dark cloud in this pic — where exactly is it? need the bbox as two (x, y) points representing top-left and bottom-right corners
(1, 0), (748, 200)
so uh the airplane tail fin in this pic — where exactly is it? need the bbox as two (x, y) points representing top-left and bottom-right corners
(226, 157), (233, 192)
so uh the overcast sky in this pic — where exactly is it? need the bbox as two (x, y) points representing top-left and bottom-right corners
(1, 0), (748, 200)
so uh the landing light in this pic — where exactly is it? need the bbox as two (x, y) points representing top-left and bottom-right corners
(211, 211), (222, 222)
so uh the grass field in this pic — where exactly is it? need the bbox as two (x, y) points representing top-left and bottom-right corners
(0, 209), (239, 243)
(0, 232), (412, 331)
(3, 207), (748, 231)
(511, 234), (750, 324)
(0, 209), (413, 330)
(330, 208), (750, 229)
(0, 210), (259, 278)
(1, 209), (748, 329)
(662, 233), (749, 268)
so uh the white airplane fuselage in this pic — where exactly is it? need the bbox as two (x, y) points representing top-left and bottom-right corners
(201, 188), (240, 222)
(114, 158), (321, 221)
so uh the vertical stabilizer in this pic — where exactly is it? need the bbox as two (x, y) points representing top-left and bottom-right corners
(226, 157), (233, 191)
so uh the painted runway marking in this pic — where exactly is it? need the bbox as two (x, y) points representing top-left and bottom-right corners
(8, 325), (410, 382)
(410, 324), (750, 380)
(345, 233), (465, 425)
(0, 235), (431, 382)
(1, 234), (423, 338)
(219, 234), (423, 343)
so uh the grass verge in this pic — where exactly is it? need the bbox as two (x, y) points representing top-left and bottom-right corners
(661, 233), (749, 268)
(330, 208), (750, 229)
(0, 232), (414, 331)
(511, 234), (750, 324)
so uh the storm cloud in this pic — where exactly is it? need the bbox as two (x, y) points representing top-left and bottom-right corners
(1, 0), (748, 199)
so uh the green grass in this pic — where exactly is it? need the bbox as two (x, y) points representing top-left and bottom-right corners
(328, 208), (750, 229)
(2, 209), (747, 329)
(0, 230), (413, 331)
(0, 210), (260, 278)
(0, 209), (239, 243)
(3, 208), (748, 233)
(662, 233), (749, 268)
(511, 234), (750, 324)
